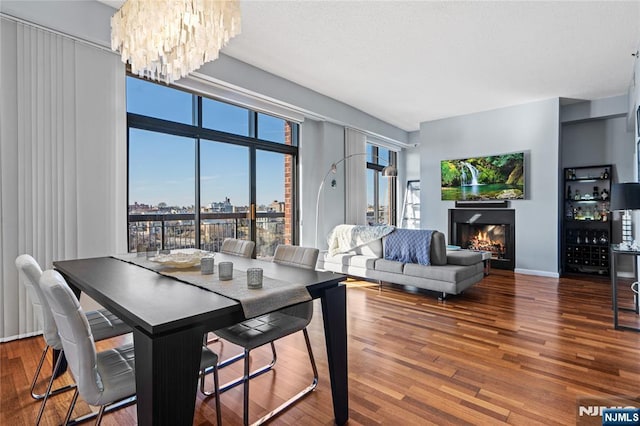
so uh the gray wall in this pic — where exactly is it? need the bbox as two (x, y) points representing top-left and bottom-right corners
(420, 98), (561, 276)
(561, 117), (634, 182)
(299, 121), (345, 249)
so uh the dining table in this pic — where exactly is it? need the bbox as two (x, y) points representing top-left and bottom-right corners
(53, 253), (348, 426)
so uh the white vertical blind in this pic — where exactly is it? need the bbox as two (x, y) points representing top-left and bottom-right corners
(344, 128), (367, 225)
(0, 18), (126, 341)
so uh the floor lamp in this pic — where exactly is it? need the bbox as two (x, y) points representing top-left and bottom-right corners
(610, 183), (640, 248)
(314, 153), (397, 248)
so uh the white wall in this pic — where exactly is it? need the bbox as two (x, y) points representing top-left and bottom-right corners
(420, 98), (561, 276)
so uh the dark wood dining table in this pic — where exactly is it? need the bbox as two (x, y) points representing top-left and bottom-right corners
(54, 254), (348, 426)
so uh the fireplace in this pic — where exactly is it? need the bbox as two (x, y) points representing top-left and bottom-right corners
(449, 209), (515, 270)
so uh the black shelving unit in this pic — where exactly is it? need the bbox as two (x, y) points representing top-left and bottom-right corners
(562, 165), (613, 275)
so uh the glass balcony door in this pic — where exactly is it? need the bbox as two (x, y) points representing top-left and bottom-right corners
(199, 140), (250, 253)
(128, 129), (196, 251)
(255, 150), (294, 259)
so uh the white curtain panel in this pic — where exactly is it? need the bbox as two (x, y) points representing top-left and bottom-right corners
(344, 128), (367, 225)
(0, 18), (126, 341)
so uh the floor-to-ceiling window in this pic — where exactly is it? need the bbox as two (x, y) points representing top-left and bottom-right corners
(126, 76), (298, 258)
(366, 144), (397, 225)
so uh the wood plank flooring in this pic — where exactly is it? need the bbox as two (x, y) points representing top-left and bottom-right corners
(1, 270), (639, 425)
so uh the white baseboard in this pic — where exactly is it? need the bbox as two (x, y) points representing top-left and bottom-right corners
(0, 330), (42, 343)
(514, 268), (560, 278)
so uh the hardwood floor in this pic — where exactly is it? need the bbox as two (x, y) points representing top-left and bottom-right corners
(2, 270), (639, 425)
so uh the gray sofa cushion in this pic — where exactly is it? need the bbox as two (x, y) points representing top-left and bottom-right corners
(430, 231), (447, 265)
(446, 250), (483, 266)
(374, 258), (404, 273)
(403, 262), (484, 283)
(350, 256), (378, 269)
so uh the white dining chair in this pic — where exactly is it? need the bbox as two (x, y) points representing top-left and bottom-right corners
(39, 269), (223, 425)
(220, 238), (255, 258)
(15, 254), (132, 425)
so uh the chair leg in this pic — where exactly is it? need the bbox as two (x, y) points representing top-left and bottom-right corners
(214, 366), (222, 426)
(62, 387), (79, 426)
(35, 349), (65, 425)
(200, 364), (220, 397)
(30, 344), (75, 400)
(218, 342), (277, 393)
(30, 344), (49, 399)
(251, 329), (318, 425)
(243, 348), (250, 426)
(94, 405), (106, 426)
(199, 367), (222, 424)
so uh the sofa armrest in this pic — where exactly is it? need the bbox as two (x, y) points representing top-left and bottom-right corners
(446, 250), (483, 266)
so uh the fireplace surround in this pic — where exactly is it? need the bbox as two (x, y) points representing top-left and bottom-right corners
(449, 209), (515, 270)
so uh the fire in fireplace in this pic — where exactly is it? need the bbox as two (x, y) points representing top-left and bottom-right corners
(461, 225), (506, 259)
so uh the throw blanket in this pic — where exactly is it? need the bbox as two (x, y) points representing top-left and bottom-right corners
(384, 229), (434, 265)
(327, 224), (395, 256)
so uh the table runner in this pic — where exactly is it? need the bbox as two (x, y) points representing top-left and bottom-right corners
(112, 254), (311, 318)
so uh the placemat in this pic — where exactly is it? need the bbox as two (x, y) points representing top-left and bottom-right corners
(112, 253), (311, 318)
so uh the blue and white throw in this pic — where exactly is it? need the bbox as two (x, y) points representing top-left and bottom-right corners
(384, 229), (434, 265)
(327, 224), (395, 256)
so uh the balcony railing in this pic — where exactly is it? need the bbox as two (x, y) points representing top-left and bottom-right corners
(128, 212), (286, 259)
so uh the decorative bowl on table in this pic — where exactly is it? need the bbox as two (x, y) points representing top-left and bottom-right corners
(148, 250), (208, 268)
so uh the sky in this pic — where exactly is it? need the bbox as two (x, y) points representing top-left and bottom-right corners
(127, 77), (287, 207)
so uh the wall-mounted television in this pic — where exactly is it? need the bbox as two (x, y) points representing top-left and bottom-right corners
(441, 152), (525, 201)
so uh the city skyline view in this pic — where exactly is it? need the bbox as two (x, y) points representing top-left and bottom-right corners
(127, 77), (288, 208)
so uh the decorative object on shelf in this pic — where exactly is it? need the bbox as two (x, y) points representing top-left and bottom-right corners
(110, 0), (242, 84)
(611, 183), (640, 245)
(315, 152), (397, 247)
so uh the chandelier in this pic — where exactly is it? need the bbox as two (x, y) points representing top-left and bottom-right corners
(111, 0), (241, 84)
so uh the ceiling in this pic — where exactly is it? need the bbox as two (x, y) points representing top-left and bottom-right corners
(103, 1), (640, 132)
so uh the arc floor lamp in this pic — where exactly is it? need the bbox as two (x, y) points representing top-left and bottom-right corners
(314, 153), (397, 248)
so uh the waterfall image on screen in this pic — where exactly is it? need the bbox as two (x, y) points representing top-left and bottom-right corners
(441, 152), (525, 201)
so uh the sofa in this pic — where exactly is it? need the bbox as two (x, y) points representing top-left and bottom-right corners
(316, 226), (485, 299)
